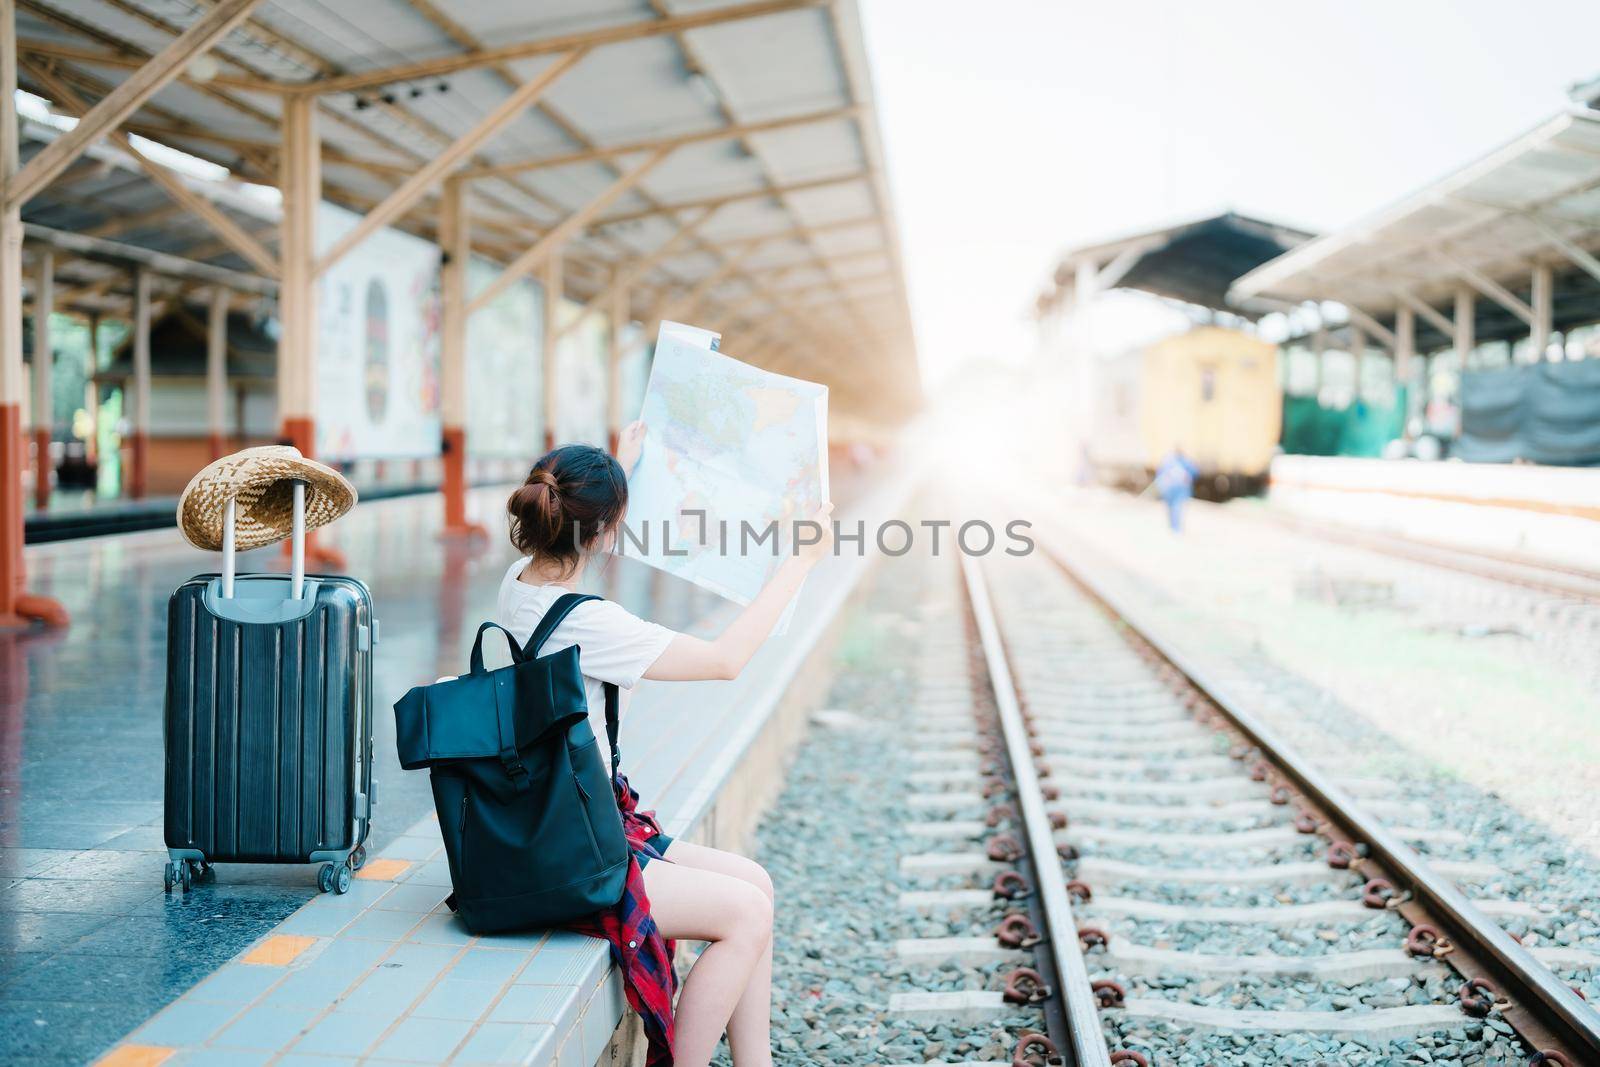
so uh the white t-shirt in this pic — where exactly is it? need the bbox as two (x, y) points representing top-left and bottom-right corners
(495, 558), (676, 765)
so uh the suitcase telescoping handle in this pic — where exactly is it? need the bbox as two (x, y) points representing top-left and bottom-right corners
(219, 478), (308, 600)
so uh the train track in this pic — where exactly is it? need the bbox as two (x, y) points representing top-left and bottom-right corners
(1252, 508), (1600, 605)
(886, 543), (1600, 1065)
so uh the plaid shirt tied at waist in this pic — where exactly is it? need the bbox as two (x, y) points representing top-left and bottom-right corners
(560, 772), (678, 1066)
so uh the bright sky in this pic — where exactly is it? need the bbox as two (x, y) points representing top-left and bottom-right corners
(858, 0), (1600, 384)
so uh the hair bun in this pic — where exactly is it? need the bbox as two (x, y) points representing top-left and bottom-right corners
(507, 445), (628, 569)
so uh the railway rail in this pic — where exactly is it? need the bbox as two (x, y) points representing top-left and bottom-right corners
(896, 538), (1600, 1065)
(1253, 508), (1600, 606)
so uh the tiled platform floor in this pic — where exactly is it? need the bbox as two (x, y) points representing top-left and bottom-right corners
(1, 487), (718, 1065)
(109, 815), (628, 1066)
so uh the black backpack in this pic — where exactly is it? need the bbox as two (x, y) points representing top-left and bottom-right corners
(392, 593), (630, 932)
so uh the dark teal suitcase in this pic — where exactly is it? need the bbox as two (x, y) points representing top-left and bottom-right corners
(162, 488), (376, 893)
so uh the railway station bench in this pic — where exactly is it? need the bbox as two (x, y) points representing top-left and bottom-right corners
(103, 472), (914, 1067)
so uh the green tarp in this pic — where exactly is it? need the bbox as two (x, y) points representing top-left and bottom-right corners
(1281, 390), (1406, 458)
(1455, 360), (1600, 466)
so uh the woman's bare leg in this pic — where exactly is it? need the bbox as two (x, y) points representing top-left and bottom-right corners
(641, 857), (772, 1067)
(657, 842), (774, 1066)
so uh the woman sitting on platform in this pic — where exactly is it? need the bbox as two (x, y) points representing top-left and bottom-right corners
(497, 422), (831, 1067)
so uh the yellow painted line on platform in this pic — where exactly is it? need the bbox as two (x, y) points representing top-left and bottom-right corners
(95, 1045), (173, 1067)
(241, 933), (318, 966)
(354, 858), (411, 881)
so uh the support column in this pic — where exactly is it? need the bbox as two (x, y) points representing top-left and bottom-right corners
(1530, 263), (1553, 362)
(1312, 325), (1327, 402)
(128, 266), (150, 499)
(1349, 325), (1365, 408)
(607, 281), (626, 455)
(30, 248), (50, 507)
(541, 252), (562, 453)
(1394, 305), (1418, 429)
(0, 0), (65, 627)
(84, 311), (98, 464)
(438, 177), (483, 538)
(1394, 306), (1415, 383)
(277, 92), (342, 566)
(278, 93), (317, 458)
(1454, 287), (1475, 371)
(206, 285), (228, 459)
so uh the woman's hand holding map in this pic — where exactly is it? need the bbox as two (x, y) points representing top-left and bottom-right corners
(616, 419), (648, 474)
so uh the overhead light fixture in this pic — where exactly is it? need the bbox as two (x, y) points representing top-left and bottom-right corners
(187, 55), (219, 83)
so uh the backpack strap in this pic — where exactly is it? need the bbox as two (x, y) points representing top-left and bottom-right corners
(526, 592), (602, 656)
(526, 592), (624, 775)
(603, 679), (621, 779)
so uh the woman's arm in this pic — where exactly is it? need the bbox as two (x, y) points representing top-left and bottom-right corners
(643, 504), (833, 682)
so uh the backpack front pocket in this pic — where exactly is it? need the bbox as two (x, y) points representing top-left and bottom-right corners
(570, 739), (628, 870)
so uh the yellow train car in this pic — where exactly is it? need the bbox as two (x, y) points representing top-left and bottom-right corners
(1092, 326), (1280, 497)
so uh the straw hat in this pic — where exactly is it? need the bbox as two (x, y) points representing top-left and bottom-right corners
(177, 445), (357, 552)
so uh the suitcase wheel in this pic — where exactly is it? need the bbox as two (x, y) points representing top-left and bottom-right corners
(164, 860), (200, 893)
(349, 845), (368, 871)
(319, 862), (354, 895)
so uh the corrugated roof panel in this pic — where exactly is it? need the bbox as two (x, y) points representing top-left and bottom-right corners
(809, 221), (880, 256)
(680, 7), (846, 115)
(744, 116), (861, 185)
(534, 37), (718, 142)
(780, 179), (874, 226)
(642, 139), (769, 201)
(699, 196), (793, 240)
(259, 0), (456, 73)
(446, 1), (659, 44)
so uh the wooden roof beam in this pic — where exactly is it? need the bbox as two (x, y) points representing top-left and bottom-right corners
(7, 0), (267, 209)
(16, 36), (280, 93)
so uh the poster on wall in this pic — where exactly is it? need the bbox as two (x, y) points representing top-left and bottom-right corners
(314, 202), (442, 459)
(555, 299), (608, 446)
(466, 256), (544, 458)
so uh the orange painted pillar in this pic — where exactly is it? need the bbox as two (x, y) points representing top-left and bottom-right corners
(0, 6), (66, 627)
(2, 403), (27, 619)
(437, 178), (484, 539)
(277, 95), (343, 570)
(30, 249), (51, 508)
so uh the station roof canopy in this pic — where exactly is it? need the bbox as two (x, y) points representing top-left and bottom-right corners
(1040, 211), (1314, 315)
(1231, 108), (1600, 350)
(13, 0), (918, 419)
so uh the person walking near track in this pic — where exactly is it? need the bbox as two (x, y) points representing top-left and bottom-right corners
(1153, 445), (1199, 533)
(497, 420), (831, 1067)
